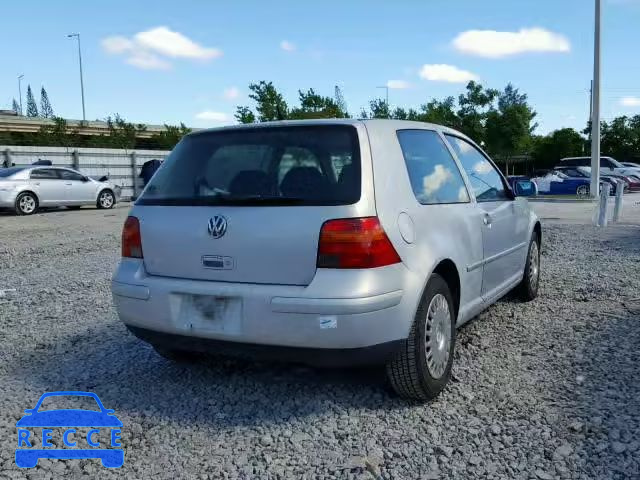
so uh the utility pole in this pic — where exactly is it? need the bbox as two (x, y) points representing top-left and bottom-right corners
(17, 75), (24, 115)
(590, 0), (601, 201)
(67, 33), (86, 121)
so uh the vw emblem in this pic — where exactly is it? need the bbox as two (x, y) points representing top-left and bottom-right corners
(207, 215), (228, 239)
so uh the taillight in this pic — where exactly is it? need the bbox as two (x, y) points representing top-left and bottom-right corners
(122, 216), (143, 258)
(317, 217), (401, 269)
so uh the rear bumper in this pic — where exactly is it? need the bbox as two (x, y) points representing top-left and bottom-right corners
(112, 259), (421, 359)
(127, 325), (403, 366)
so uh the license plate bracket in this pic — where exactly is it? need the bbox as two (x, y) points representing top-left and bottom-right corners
(179, 295), (242, 334)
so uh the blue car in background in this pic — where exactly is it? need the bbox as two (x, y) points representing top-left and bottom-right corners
(530, 170), (596, 197)
(15, 391), (123, 468)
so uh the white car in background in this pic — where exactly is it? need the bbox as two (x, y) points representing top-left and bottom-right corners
(559, 156), (640, 177)
(0, 166), (119, 215)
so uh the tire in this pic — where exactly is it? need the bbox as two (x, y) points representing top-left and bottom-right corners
(576, 185), (589, 197)
(97, 189), (115, 209)
(386, 273), (456, 401)
(15, 192), (38, 215)
(516, 233), (540, 301)
(152, 345), (201, 363)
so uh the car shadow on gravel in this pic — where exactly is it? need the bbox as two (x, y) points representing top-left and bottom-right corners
(8, 324), (415, 428)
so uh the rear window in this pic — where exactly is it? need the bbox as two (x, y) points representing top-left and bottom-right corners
(138, 126), (361, 206)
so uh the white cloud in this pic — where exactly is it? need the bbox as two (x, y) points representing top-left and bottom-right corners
(419, 64), (479, 83)
(620, 96), (640, 107)
(386, 80), (411, 89)
(195, 111), (231, 122)
(102, 36), (134, 54)
(473, 160), (494, 174)
(135, 27), (222, 60)
(126, 51), (171, 70)
(102, 26), (222, 70)
(458, 186), (469, 202)
(223, 87), (240, 100)
(423, 165), (453, 196)
(453, 28), (571, 58)
(280, 40), (296, 52)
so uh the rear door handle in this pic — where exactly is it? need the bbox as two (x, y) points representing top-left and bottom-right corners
(65, 182), (72, 185)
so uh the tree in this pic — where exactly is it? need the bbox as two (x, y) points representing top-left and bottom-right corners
(240, 81), (288, 122)
(419, 97), (459, 128)
(531, 128), (586, 169)
(288, 88), (348, 119)
(12, 98), (20, 114)
(26, 85), (38, 117)
(334, 86), (349, 118)
(366, 98), (391, 119)
(104, 114), (147, 150)
(484, 84), (537, 161)
(150, 123), (192, 150)
(456, 81), (499, 143)
(40, 87), (54, 118)
(35, 116), (79, 148)
(599, 115), (640, 161)
(235, 106), (256, 124)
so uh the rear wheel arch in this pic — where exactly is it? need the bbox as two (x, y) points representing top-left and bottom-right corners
(429, 259), (461, 321)
(533, 221), (542, 248)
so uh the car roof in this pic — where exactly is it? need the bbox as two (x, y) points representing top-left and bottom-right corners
(187, 118), (474, 142)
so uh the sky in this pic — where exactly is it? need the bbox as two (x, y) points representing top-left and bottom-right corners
(2, 0), (640, 135)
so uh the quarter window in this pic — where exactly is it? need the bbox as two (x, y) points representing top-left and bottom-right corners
(59, 170), (85, 181)
(397, 130), (469, 204)
(445, 135), (508, 202)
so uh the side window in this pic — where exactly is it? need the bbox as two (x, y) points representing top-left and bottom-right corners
(445, 135), (508, 202)
(397, 130), (470, 204)
(59, 170), (85, 181)
(600, 158), (613, 168)
(30, 169), (59, 180)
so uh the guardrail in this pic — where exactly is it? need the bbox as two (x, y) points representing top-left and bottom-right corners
(2, 145), (170, 200)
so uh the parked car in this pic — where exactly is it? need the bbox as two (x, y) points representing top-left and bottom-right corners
(531, 170), (596, 197)
(553, 166), (620, 195)
(0, 166), (119, 215)
(621, 162), (640, 169)
(112, 120), (541, 401)
(558, 156), (640, 177)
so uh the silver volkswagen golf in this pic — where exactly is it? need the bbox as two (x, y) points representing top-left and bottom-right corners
(112, 120), (541, 400)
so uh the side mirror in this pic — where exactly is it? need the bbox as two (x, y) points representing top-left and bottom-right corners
(514, 180), (537, 197)
(82, 176), (90, 182)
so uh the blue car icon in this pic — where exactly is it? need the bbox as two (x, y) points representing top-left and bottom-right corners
(15, 391), (123, 468)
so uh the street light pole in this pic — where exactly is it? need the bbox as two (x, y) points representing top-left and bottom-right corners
(590, 0), (601, 200)
(67, 33), (86, 121)
(17, 75), (24, 115)
(376, 86), (389, 107)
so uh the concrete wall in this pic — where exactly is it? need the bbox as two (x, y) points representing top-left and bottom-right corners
(1, 145), (170, 200)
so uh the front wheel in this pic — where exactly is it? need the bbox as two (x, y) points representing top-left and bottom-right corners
(386, 273), (456, 401)
(576, 185), (590, 197)
(97, 190), (115, 209)
(15, 192), (38, 215)
(516, 233), (540, 301)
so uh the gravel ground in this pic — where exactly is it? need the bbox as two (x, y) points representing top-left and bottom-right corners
(0, 206), (639, 479)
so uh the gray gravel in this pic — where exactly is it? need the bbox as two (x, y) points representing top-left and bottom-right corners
(1, 206), (639, 479)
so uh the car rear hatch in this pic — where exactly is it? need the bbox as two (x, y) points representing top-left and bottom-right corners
(133, 124), (372, 286)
